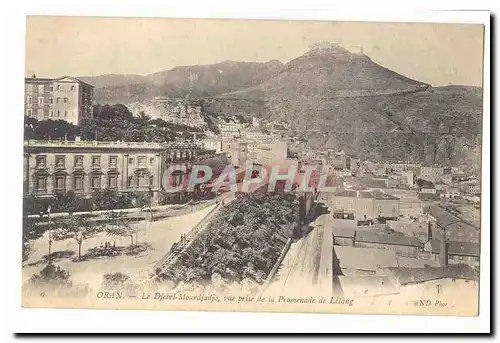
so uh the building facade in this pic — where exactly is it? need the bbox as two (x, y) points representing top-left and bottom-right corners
(25, 76), (94, 125)
(23, 139), (202, 203)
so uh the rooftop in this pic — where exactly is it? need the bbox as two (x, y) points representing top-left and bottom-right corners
(396, 257), (440, 269)
(427, 239), (480, 257)
(387, 264), (478, 285)
(24, 139), (201, 150)
(25, 75), (95, 87)
(355, 230), (422, 247)
(332, 189), (399, 200)
(334, 246), (398, 271)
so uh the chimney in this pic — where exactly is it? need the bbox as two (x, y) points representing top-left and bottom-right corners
(439, 227), (448, 266)
(31, 73), (36, 78)
(427, 221), (432, 241)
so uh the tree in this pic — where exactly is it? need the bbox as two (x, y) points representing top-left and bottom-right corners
(54, 191), (82, 215)
(52, 215), (102, 260)
(133, 191), (152, 210)
(105, 217), (137, 247)
(100, 188), (119, 211)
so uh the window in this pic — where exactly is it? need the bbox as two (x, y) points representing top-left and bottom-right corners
(128, 157), (134, 165)
(150, 157), (155, 164)
(64, 97), (68, 103)
(57, 85), (60, 91)
(91, 175), (101, 189)
(49, 98), (53, 104)
(55, 175), (66, 191)
(36, 156), (46, 168)
(109, 156), (117, 168)
(35, 176), (47, 191)
(55, 156), (65, 168)
(127, 176), (133, 187)
(57, 110), (60, 117)
(73, 174), (84, 191)
(27, 84), (33, 94)
(149, 175), (154, 186)
(64, 110), (67, 117)
(70, 85), (75, 91)
(38, 97), (44, 106)
(74, 155), (84, 167)
(27, 97), (32, 105)
(138, 156), (146, 166)
(38, 85), (44, 93)
(458, 256), (464, 261)
(26, 109), (32, 117)
(92, 156), (101, 168)
(50, 110), (54, 117)
(108, 174), (117, 189)
(50, 85), (54, 92)
(56, 97), (60, 104)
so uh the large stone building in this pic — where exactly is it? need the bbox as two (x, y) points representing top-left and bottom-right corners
(25, 75), (94, 125)
(23, 139), (202, 203)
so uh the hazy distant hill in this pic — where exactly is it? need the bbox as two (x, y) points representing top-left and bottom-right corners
(81, 60), (284, 104)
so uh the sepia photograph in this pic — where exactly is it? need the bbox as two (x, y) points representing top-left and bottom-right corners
(19, 14), (487, 320)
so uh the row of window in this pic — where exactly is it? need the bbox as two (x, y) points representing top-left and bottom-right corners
(26, 96), (70, 106)
(449, 255), (480, 262)
(26, 84), (76, 93)
(26, 109), (69, 118)
(35, 155), (156, 169)
(35, 174), (154, 191)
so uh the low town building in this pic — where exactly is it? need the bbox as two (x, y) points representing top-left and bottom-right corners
(330, 219), (356, 246)
(330, 189), (400, 222)
(353, 230), (422, 257)
(333, 246), (399, 276)
(424, 240), (480, 271)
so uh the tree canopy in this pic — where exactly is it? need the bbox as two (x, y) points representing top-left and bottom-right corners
(24, 103), (203, 142)
(166, 193), (299, 285)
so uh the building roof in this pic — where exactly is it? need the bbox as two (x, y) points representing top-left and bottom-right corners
(332, 189), (399, 200)
(355, 230), (422, 247)
(25, 75), (94, 87)
(329, 219), (357, 238)
(396, 257), (440, 268)
(428, 204), (480, 230)
(426, 239), (480, 257)
(387, 264), (478, 285)
(334, 246), (398, 271)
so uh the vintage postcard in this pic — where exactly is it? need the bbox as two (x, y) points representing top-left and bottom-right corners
(21, 15), (486, 317)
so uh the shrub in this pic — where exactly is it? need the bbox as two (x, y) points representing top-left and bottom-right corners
(29, 263), (72, 288)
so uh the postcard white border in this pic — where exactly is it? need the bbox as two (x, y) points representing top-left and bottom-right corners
(3, 0), (492, 335)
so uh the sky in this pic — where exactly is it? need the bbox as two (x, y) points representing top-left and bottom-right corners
(25, 16), (485, 87)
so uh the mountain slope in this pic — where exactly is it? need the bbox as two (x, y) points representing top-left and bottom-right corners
(84, 60), (285, 104)
(206, 45), (482, 169)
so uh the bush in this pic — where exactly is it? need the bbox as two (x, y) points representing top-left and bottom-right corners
(29, 263), (72, 288)
(101, 272), (136, 292)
